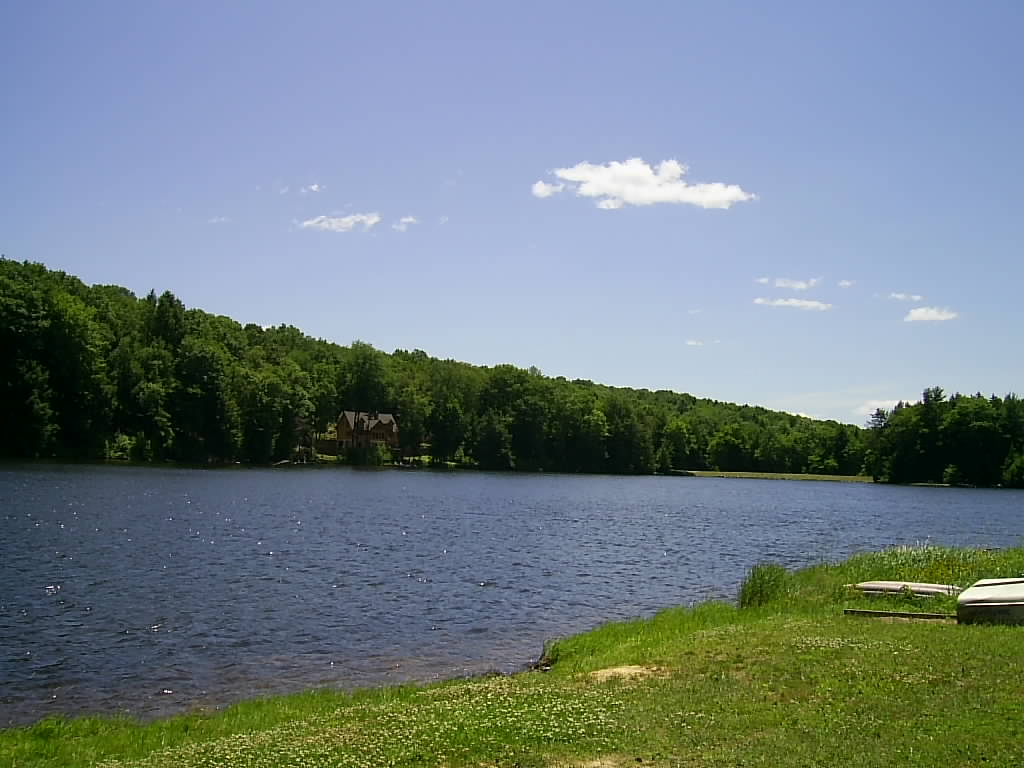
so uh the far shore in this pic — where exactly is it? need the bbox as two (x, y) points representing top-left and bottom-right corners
(5, 457), (874, 483)
(683, 469), (872, 482)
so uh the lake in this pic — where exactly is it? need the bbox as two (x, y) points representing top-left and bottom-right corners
(1, 463), (1021, 726)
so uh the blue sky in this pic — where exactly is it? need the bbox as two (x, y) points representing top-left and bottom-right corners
(3, 1), (1022, 423)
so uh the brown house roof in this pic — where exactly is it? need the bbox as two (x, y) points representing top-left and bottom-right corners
(339, 411), (397, 431)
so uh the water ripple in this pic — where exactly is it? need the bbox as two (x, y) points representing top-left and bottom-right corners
(1, 463), (1021, 726)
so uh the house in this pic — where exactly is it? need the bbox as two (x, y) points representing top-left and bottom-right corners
(337, 410), (400, 452)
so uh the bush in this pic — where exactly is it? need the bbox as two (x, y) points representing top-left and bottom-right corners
(1003, 453), (1024, 488)
(739, 562), (789, 608)
(105, 432), (133, 460)
(943, 464), (964, 485)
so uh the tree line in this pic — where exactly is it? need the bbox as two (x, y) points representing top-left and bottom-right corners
(11, 257), (1015, 483)
(864, 387), (1024, 487)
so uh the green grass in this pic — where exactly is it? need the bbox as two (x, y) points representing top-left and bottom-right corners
(689, 470), (873, 482)
(5, 545), (1024, 767)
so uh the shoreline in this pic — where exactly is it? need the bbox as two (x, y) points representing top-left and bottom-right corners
(4, 457), (875, 483)
(15, 459), (1014, 489)
(684, 469), (872, 482)
(6, 545), (1024, 767)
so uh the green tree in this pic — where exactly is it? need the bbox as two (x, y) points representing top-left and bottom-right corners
(940, 395), (1004, 486)
(172, 337), (240, 462)
(707, 423), (754, 471)
(0, 265), (58, 456)
(473, 409), (514, 470)
(152, 291), (186, 348)
(1003, 452), (1024, 488)
(396, 383), (432, 459)
(663, 418), (697, 470)
(428, 393), (465, 463)
(338, 341), (391, 411)
(44, 291), (113, 457)
(602, 395), (654, 474)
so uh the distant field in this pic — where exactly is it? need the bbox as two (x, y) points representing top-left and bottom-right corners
(688, 470), (873, 483)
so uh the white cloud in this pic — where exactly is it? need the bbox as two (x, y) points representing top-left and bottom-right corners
(889, 292), (924, 302)
(534, 157), (755, 210)
(838, 279), (855, 288)
(904, 306), (958, 322)
(856, 398), (913, 416)
(531, 180), (564, 199)
(392, 215), (418, 232)
(755, 277), (819, 291)
(279, 186), (290, 195)
(207, 216), (230, 224)
(300, 212), (381, 232)
(775, 277), (819, 291)
(685, 340), (704, 347)
(301, 183), (322, 194)
(439, 215), (449, 225)
(754, 297), (832, 311)
(687, 308), (702, 315)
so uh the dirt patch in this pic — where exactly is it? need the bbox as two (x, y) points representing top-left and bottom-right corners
(550, 757), (630, 768)
(590, 665), (664, 682)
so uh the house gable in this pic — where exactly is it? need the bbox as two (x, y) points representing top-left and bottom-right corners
(336, 410), (400, 450)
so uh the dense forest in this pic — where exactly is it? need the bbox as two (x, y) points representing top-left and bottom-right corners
(0, 258), (1018, 486)
(863, 388), (1024, 488)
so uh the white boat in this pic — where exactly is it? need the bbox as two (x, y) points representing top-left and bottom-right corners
(957, 578), (1024, 625)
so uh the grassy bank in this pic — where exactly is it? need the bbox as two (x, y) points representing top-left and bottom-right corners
(4, 545), (1024, 767)
(688, 470), (873, 482)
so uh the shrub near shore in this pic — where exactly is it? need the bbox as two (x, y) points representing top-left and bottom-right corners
(4, 545), (1024, 768)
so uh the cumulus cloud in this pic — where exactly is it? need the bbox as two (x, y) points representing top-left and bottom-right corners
(889, 292), (924, 302)
(838, 279), (855, 288)
(856, 398), (913, 416)
(300, 212), (381, 232)
(776, 277), (819, 291)
(685, 340), (704, 347)
(754, 297), (832, 311)
(755, 277), (818, 290)
(301, 183), (322, 194)
(392, 215), (418, 232)
(207, 216), (230, 224)
(532, 157), (755, 210)
(531, 180), (564, 198)
(904, 306), (958, 322)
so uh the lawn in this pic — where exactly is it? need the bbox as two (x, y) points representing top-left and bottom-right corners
(4, 545), (1024, 767)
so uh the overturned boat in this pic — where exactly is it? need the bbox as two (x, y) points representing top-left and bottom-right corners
(852, 580), (961, 597)
(957, 578), (1024, 625)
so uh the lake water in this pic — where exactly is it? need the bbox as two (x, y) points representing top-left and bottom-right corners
(1, 463), (1022, 726)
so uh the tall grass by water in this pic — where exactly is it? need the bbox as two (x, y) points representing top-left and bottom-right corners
(4, 545), (1024, 767)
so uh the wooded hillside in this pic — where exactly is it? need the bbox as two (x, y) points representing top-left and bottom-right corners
(0, 258), (894, 477)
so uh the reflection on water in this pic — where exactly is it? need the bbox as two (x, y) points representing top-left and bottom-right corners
(1, 463), (1020, 726)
